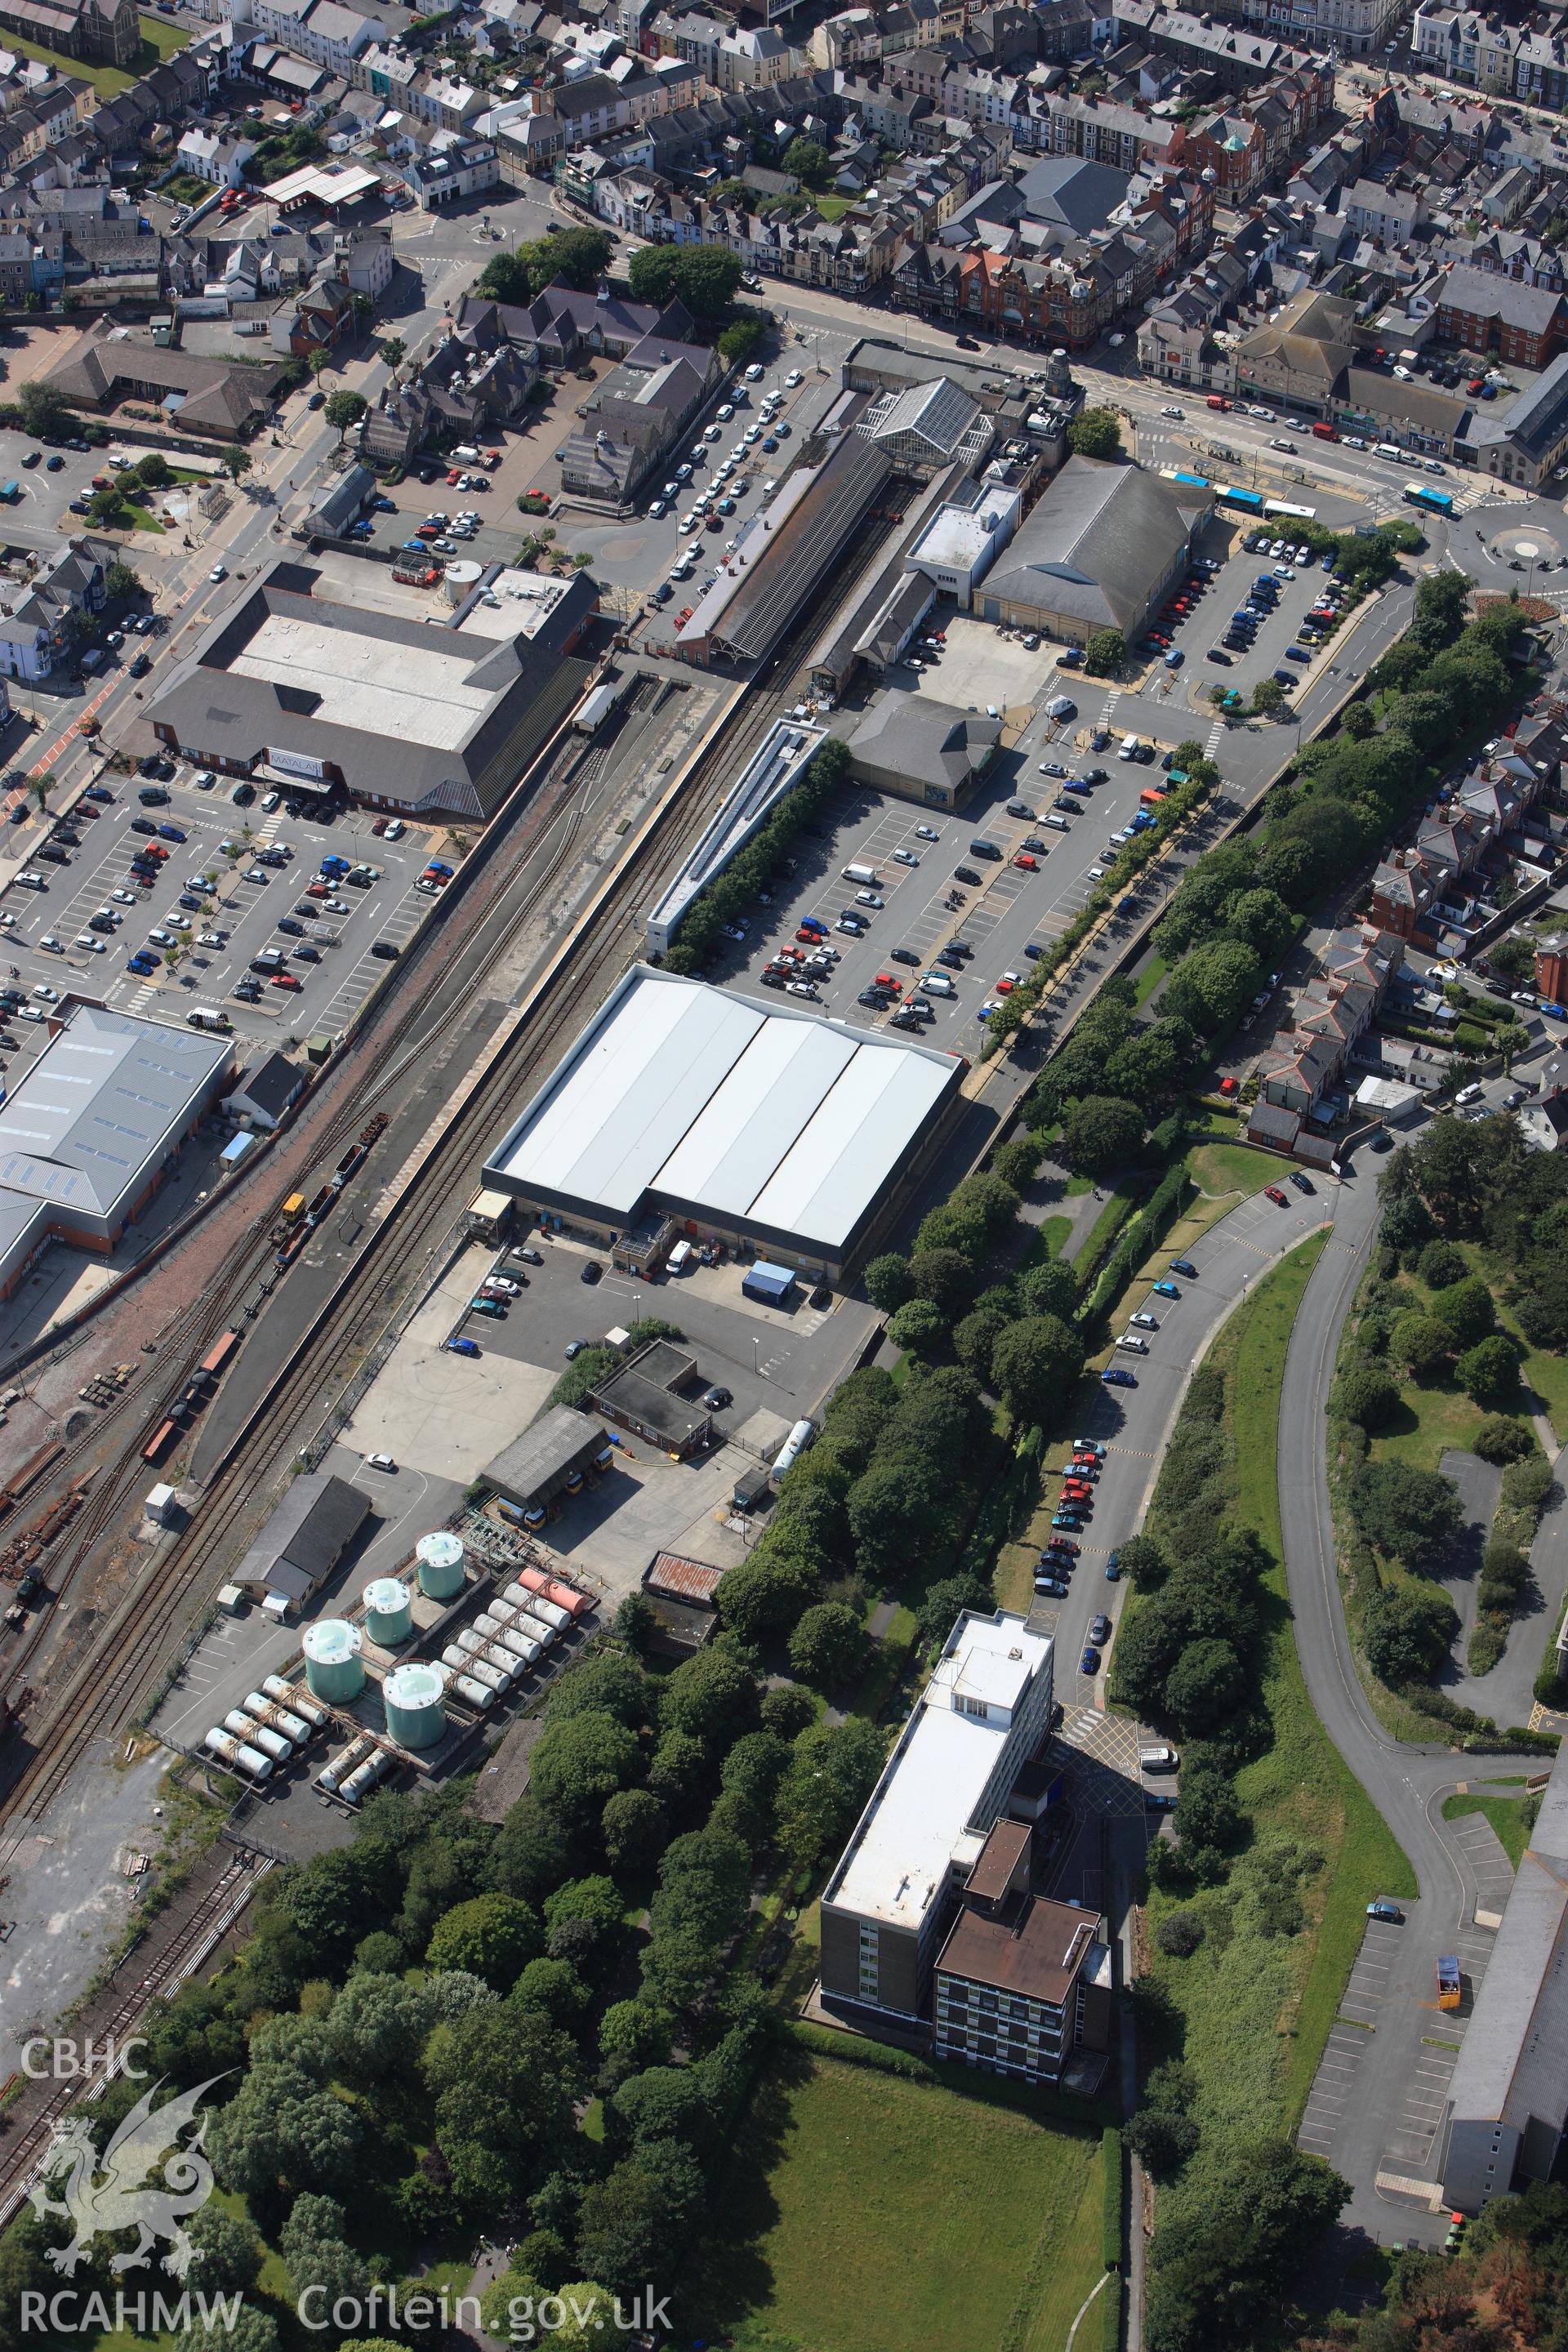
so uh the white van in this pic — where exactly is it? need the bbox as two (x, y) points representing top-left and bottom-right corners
(666, 1239), (693, 1275)
(920, 972), (956, 997)
(1373, 441), (1401, 461)
(1118, 734), (1142, 761)
(1454, 1082), (1483, 1107)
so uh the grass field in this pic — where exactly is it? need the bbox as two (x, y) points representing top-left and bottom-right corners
(1183, 1139), (1281, 1199)
(1443, 1787), (1533, 1868)
(1139, 1234), (1417, 2141)
(1132, 953), (1169, 1008)
(691, 2051), (1104, 2352)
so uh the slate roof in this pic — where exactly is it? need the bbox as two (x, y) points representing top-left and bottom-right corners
(981, 456), (1197, 635)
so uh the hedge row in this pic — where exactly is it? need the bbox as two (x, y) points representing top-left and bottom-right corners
(661, 735), (852, 972)
(783, 2020), (1120, 2126)
(1101, 2126), (1124, 2272)
(1100, 2274), (1125, 2352)
(1081, 1165), (1195, 1331)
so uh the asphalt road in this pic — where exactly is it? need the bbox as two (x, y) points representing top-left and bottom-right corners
(1277, 1161), (1531, 2242)
(1034, 1169), (1337, 1704)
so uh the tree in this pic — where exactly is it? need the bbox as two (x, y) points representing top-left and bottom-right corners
(774, 1718), (885, 1872)
(659, 1634), (760, 1752)
(1164, 1639), (1245, 1735)
(953, 1303), (1009, 1383)
(184, 2205), (265, 2298)
(990, 1313), (1085, 1424)
(1250, 675), (1287, 717)
(1337, 1365), (1401, 1430)
(573, 2148), (704, 2300)
(1145, 2140), (1349, 2352)
(1340, 699), (1375, 739)
(715, 1547), (819, 1643)
(1223, 887), (1294, 966)
(915, 1571), (994, 1651)
(787, 1601), (866, 1691)
(864, 1252), (915, 1312)
(888, 1296), (947, 1356)
(1161, 938), (1259, 1038)
(1417, 1238), (1468, 1290)
(1059, 1093), (1143, 1176)
(323, 389), (367, 440)
(597, 2000), (671, 2089)
(1018, 1256), (1080, 1321)
(782, 135), (831, 189)
(1351, 1461), (1462, 1563)
(1067, 406), (1121, 461)
(1361, 1579), (1459, 1686)
(105, 559), (140, 604)
(601, 1786), (667, 1879)
(547, 1650), (655, 1733)
(670, 246), (743, 318)
(1391, 1312), (1450, 1379)
(476, 231), (612, 305)
(1431, 1274), (1495, 1350)
(220, 446), (253, 484)
(482, 2273), (630, 2352)
(208, 2067), (363, 2203)
(1084, 627), (1125, 675)
(423, 2002), (580, 2209)
(1473, 1414), (1533, 1465)
(379, 334), (406, 371)
(1458, 1332), (1519, 1405)
(625, 244), (682, 305)
(910, 1245), (978, 1316)
(17, 380), (65, 438)
(425, 1891), (541, 1990)
(528, 1709), (643, 1831)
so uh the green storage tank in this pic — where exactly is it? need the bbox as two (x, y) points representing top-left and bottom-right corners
(416, 1530), (466, 1601)
(302, 1618), (364, 1704)
(363, 1577), (412, 1646)
(383, 1660), (447, 1750)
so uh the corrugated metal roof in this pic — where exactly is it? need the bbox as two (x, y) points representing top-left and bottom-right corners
(487, 968), (960, 1254)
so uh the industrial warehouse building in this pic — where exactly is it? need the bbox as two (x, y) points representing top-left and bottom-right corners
(234, 1471), (371, 1608)
(978, 457), (1205, 647)
(482, 965), (964, 1281)
(1438, 1739), (1568, 2209)
(145, 560), (595, 820)
(0, 1003), (234, 1298)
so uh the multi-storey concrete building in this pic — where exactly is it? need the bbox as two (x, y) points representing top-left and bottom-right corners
(820, 1610), (1054, 2024)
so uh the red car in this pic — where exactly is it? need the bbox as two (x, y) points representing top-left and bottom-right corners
(270, 972), (302, 991)
(1013, 853), (1039, 871)
(307, 881), (330, 898)
(875, 972), (900, 990)
(1265, 1184), (1290, 1205)
(1060, 1485), (1094, 1507)
(1218, 1076), (1239, 1097)
(796, 926), (822, 942)
(995, 978), (1015, 995)
(372, 817), (389, 836)
(1045, 1537), (1080, 1557)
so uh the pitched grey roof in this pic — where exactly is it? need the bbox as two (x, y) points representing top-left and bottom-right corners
(982, 457), (1196, 635)
(234, 1470), (370, 1601)
(1016, 153), (1130, 234)
(0, 1003), (230, 1225)
(849, 692), (1000, 793)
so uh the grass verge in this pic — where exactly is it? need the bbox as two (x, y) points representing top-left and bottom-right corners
(1442, 1788), (1533, 1868)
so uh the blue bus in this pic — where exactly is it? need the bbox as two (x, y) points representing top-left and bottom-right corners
(1216, 484), (1265, 514)
(1403, 481), (1455, 516)
(1160, 467), (1212, 492)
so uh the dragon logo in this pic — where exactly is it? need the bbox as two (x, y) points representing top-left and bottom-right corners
(27, 2078), (223, 2279)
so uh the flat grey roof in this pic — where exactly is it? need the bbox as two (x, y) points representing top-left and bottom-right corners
(483, 1402), (604, 1501)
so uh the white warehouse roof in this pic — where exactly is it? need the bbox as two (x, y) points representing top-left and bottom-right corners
(483, 966), (963, 1262)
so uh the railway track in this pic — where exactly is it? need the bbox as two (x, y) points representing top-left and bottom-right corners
(0, 577), (833, 1832)
(0, 693), (660, 1686)
(0, 1848), (273, 2224)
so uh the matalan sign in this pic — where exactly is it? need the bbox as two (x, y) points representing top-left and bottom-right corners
(266, 747), (326, 781)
